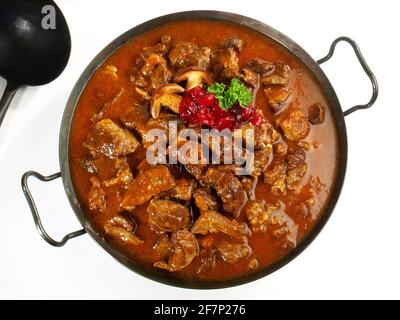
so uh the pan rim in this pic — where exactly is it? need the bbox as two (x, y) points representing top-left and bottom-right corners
(59, 10), (347, 289)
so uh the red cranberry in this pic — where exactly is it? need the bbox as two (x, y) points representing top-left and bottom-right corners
(215, 115), (235, 131)
(250, 112), (263, 126)
(198, 93), (215, 106)
(179, 86), (263, 131)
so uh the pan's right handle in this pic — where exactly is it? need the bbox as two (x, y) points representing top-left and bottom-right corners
(317, 36), (379, 117)
(21, 171), (86, 247)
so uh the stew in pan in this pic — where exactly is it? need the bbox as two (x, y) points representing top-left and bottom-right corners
(69, 20), (338, 281)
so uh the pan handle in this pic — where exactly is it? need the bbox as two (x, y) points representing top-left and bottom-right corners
(21, 171), (86, 247)
(317, 36), (379, 117)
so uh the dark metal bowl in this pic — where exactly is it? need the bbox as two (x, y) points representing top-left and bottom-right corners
(22, 11), (378, 289)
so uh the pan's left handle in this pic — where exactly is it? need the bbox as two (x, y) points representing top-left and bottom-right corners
(318, 36), (379, 117)
(21, 171), (86, 247)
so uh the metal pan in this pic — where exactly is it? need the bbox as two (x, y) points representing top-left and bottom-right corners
(21, 11), (378, 289)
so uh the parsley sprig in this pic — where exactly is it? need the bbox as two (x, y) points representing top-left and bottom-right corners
(208, 78), (252, 110)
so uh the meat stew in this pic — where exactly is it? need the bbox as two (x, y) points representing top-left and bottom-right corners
(69, 20), (338, 282)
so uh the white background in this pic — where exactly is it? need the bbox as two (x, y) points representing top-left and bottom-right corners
(0, 0), (398, 299)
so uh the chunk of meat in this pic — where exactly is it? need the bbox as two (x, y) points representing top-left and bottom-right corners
(142, 42), (169, 57)
(248, 258), (259, 270)
(81, 159), (98, 174)
(191, 210), (250, 240)
(161, 178), (196, 202)
(88, 177), (106, 212)
(103, 157), (133, 188)
(104, 216), (143, 245)
(298, 141), (310, 151)
(198, 235), (215, 249)
(245, 58), (274, 75)
(241, 176), (258, 201)
(153, 234), (171, 260)
(270, 209), (298, 248)
(154, 230), (199, 272)
(130, 70), (148, 92)
(264, 87), (293, 113)
(245, 200), (279, 233)
(84, 119), (139, 158)
(122, 165), (176, 210)
(264, 159), (288, 196)
(136, 158), (154, 171)
(185, 164), (208, 185)
(213, 164), (241, 174)
(132, 51), (172, 95)
(160, 35), (171, 45)
(139, 36), (171, 61)
(198, 234), (252, 264)
(251, 147), (273, 177)
(168, 41), (211, 69)
(142, 113), (183, 144)
(308, 103), (325, 124)
(280, 108), (311, 141)
(224, 38), (244, 51)
(240, 68), (260, 88)
(204, 168), (248, 218)
(193, 188), (218, 212)
(286, 147), (307, 190)
(196, 248), (217, 276)
(120, 103), (150, 129)
(211, 47), (239, 79)
(287, 146), (306, 167)
(240, 121), (277, 150)
(148, 62), (173, 93)
(261, 61), (290, 86)
(264, 147), (308, 194)
(139, 54), (167, 78)
(122, 108), (181, 148)
(81, 157), (123, 180)
(216, 239), (252, 264)
(148, 199), (191, 232)
(91, 88), (125, 122)
(120, 104), (151, 133)
(273, 136), (288, 156)
(173, 139), (210, 166)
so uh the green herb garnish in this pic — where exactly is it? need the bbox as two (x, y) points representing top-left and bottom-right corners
(207, 82), (226, 106)
(208, 78), (252, 110)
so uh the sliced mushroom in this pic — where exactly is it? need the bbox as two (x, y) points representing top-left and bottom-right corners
(150, 84), (185, 118)
(173, 67), (212, 90)
(135, 87), (150, 100)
